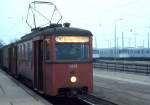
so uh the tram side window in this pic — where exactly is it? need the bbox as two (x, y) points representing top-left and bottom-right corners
(12, 47), (15, 57)
(23, 44), (25, 59)
(20, 45), (22, 59)
(18, 46), (20, 59)
(27, 43), (32, 60)
(45, 39), (50, 60)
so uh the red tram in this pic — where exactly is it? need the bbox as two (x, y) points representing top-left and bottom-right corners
(0, 24), (93, 96)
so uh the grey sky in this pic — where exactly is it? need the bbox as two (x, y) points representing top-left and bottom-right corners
(1, 0), (150, 48)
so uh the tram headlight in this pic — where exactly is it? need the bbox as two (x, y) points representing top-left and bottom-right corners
(70, 76), (77, 83)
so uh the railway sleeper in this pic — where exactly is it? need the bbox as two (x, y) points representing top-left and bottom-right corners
(58, 87), (88, 97)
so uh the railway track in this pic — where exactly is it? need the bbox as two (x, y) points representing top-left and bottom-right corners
(79, 94), (118, 105)
(45, 97), (89, 105)
(6, 69), (118, 105)
(44, 94), (118, 105)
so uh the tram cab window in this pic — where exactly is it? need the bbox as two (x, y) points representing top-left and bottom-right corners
(56, 43), (89, 60)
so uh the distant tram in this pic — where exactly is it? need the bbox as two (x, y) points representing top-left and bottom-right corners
(93, 48), (150, 60)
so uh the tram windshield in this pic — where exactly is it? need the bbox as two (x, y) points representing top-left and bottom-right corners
(55, 43), (89, 60)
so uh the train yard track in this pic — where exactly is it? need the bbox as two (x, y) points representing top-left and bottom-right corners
(79, 94), (118, 105)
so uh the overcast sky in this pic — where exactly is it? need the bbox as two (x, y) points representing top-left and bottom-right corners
(1, 0), (150, 48)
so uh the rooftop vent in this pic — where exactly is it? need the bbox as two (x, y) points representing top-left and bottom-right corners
(63, 22), (70, 27)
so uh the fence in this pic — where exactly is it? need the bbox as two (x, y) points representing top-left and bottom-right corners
(94, 61), (150, 74)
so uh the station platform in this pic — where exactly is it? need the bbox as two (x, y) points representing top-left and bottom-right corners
(0, 69), (52, 105)
(92, 68), (150, 105)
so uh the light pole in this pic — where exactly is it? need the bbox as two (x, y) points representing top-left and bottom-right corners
(130, 27), (137, 48)
(122, 32), (124, 49)
(114, 18), (123, 60)
(94, 36), (97, 49)
(106, 40), (110, 48)
(134, 33), (137, 48)
(114, 23), (117, 59)
(98, 24), (102, 48)
(148, 32), (149, 48)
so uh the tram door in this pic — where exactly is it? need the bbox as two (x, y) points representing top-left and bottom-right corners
(12, 46), (17, 76)
(33, 40), (44, 92)
(8, 47), (12, 74)
(14, 46), (18, 77)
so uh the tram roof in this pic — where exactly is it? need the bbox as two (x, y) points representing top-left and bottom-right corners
(21, 25), (92, 41)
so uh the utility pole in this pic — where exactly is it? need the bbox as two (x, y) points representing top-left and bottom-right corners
(94, 36), (97, 49)
(122, 32), (124, 49)
(117, 36), (119, 48)
(134, 34), (136, 48)
(114, 23), (117, 59)
(106, 40), (109, 48)
(114, 18), (123, 60)
(110, 41), (111, 48)
(148, 32), (149, 48)
(128, 38), (131, 47)
(143, 40), (145, 48)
